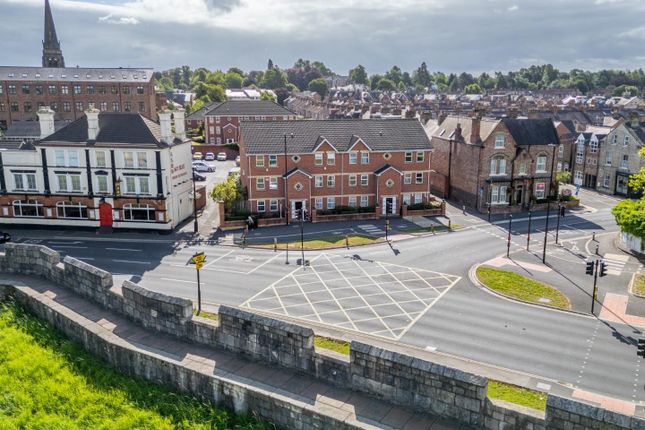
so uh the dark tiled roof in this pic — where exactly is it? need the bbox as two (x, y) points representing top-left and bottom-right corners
(242, 119), (432, 155)
(0, 66), (153, 83)
(186, 102), (221, 121)
(39, 113), (174, 147)
(5, 120), (68, 138)
(205, 100), (294, 117)
(374, 164), (402, 176)
(0, 140), (36, 151)
(502, 118), (559, 146)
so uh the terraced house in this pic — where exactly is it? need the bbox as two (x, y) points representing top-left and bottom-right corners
(0, 107), (193, 231)
(238, 120), (433, 221)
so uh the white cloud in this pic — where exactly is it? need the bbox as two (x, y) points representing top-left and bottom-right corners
(98, 14), (140, 25)
(508, 5), (519, 11)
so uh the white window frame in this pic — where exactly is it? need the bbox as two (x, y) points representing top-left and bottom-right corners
(269, 200), (278, 212)
(404, 152), (413, 163)
(327, 152), (336, 166)
(255, 155), (264, 168)
(56, 201), (88, 219)
(314, 175), (323, 188)
(361, 151), (370, 165)
(257, 200), (266, 212)
(589, 140), (598, 153)
(495, 134), (505, 149)
(603, 174), (610, 188)
(536, 155), (547, 173)
(256, 177), (265, 190)
(268, 155), (278, 167)
(315, 198), (323, 210)
(621, 155), (629, 169)
(96, 175), (109, 194)
(327, 175), (336, 187)
(402, 194), (411, 205)
(95, 150), (107, 168)
(416, 151), (424, 162)
(404, 172), (412, 184)
(12, 200), (44, 217)
(123, 203), (155, 222)
(360, 174), (369, 186)
(605, 152), (612, 166)
(124, 176), (150, 195)
(13, 173), (37, 191)
(348, 174), (357, 187)
(415, 172), (423, 184)
(269, 177), (278, 190)
(349, 152), (358, 165)
(56, 173), (82, 193)
(327, 197), (336, 210)
(348, 196), (357, 207)
(314, 153), (323, 166)
(360, 195), (369, 207)
(624, 135), (630, 147)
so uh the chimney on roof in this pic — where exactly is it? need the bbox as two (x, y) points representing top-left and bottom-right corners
(173, 109), (186, 140)
(85, 103), (100, 141)
(630, 112), (639, 128)
(470, 109), (482, 144)
(158, 111), (173, 144)
(37, 106), (55, 139)
(438, 111), (447, 125)
(454, 123), (462, 142)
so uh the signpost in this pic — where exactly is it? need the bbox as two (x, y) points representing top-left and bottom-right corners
(192, 252), (206, 315)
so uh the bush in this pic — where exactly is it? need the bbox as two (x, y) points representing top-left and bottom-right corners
(407, 201), (441, 211)
(559, 195), (579, 202)
(612, 199), (645, 239)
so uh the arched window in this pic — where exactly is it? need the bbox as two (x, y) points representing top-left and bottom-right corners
(56, 201), (88, 219)
(490, 156), (507, 176)
(12, 200), (43, 217)
(123, 203), (155, 221)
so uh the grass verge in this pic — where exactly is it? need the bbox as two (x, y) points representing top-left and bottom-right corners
(476, 266), (571, 310)
(488, 380), (547, 411)
(193, 309), (219, 321)
(0, 300), (273, 429)
(633, 274), (645, 297)
(257, 234), (382, 250)
(314, 335), (350, 355)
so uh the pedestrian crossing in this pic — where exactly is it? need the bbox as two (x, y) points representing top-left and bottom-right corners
(358, 224), (385, 236)
(602, 253), (630, 276)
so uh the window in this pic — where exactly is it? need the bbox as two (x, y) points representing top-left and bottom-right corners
(35, 85), (43, 95)
(587, 158), (597, 166)
(100, 102), (108, 111)
(536, 155), (547, 173)
(256, 177), (265, 190)
(327, 152), (335, 166)
(315, 175), (323, 188)
(215, 126), (221, 134)
(48, 85), (57, 94)
(97, 175), (109, 194)
(54, 150), (65, 166)
(491, 185), (508, 204)
(268, 155), (278, 167)
(124, 102), (132, 112)
(257, 200), (266, 212)
(575, 170), (583, 181)
(13, 173), (37, 191)
(122, 86), (131, 95)
(123, 151), (147, 168)
(361, 152), (370, 165)
(56, 174), (81, 193)
(612, 134), (618, 145)
(360, 195), (369, 207)
(534, 182), (546, 199)
(269, 177), (278, 190)
(98, 86), (107, 95)
(348, 196), (357, 207)
(327, 175), (336, 187)
(7, 85), (16, 94)
(621, 155), (629, 169)
(74, 85), (81, 94)
(495, 134), (505, 148)
(360, 174), (369, 186)
(405, 152), (412, 163)
(87, 85), (94, 94)
(123, 204), (155, 221)
(576, 143), (584, 164)
(139, 102), (145, 112)
(349, 152), (358, 164)
(315, 198), (323, 210)
(10, 102), (18, 112)
(416, 152), (424, 162)
(402, 194), (411, 205)
(605, 152), (612, 166)
(0, 103), (4, 112)
(112, 102), (120, 112)
(255, 155), (264, 168)
(61, 85), (69, 95)
(124, 176), (149, 195)
(314, 153), (323, 166)
(111, 86), (118, 95)
(415, 172), (423, 184)
(13, 200), (43, 217)
(518, 161), (527, 175)
(348, 174), (357, 186)
(603, 174), (610, 188)
(589, 140), (598, 153)
(490, 156), (507, 175)
(63, 102), (71, 112)
(23, 102), (32, 113)
(624, 135), (630, 147)
(269, 200), (278, 212)
(557, 162), (563, 172)
(75, 102), (83, 112)
(21, 84), (29, 94)
(137, 86), (144, 94)
(0, 84), (3, 94)
(137, 152), (147, 168)
(327, 197), (336, 209)
(404, 172), (412, 184)
(558, 144), (564, 156)
(56, 201), (88, 219)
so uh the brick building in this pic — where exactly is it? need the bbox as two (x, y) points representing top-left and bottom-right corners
(430, 115), (560, 213)
(239, 120), (433, 221)
(204, 100), (296, 145)
(572, 125), (610, 189)
(0, 107), (192, 231)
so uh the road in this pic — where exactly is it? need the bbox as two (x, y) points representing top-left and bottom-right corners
(5, 191), (645, 405)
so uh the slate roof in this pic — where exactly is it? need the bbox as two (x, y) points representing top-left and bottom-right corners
(0, 140), (36, 151)
(39, 113), (178, 147)
(186, 102), (221, 121)
(4, 120), (68, 138)
(502, 118), (560, 146)
(432, 115), (499, 144)
(205, 100), (294, 117)
(241, 119), (432, 155)
(0, 66), (153, 83)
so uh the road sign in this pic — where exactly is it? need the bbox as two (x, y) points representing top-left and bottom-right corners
(192, 252), (206, 265)
(195, 261), (204, 270)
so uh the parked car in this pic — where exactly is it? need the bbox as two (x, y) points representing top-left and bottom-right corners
(192, 152), (203, 160)
(0, 232), (11, 244)
(228, 167), (241, 176)
(204, 152), (215, 161)
(193, 171), (207, 181)
(192, 161), (214, 173)
(235, 155), (241, 166)
(217, 152), (227, 161)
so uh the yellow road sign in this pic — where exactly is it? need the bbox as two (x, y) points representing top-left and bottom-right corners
(195, 261), (204, 270)
(192, 252), (206, 265)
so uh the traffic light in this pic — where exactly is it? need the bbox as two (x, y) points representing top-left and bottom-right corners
(599, 261), (608, 277)
(585, 261), (594, 276)
(638, 339), (645, 358)
(385, 218), (391, 231)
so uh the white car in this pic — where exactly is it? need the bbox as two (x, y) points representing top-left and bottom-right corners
(217, 152), (227, 161)
(192, 161), (214, 173)
(228, 166), (241, 176)
(204, 152), (215, 161)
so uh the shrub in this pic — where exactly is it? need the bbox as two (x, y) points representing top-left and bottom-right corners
(612, 199), (645, 239)
(407, 201), (441, 211)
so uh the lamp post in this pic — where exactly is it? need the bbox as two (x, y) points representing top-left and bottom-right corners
(192, 173), (198, 234)
(555, 202), (562, 245)
(542, 144), (557, 264)
(283, 133), (294, 225)
(526, 209), (532, 251)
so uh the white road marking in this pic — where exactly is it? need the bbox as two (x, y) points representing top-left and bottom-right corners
(106, 247), (143, 252)
(161, 277), (199, 285)
(202, 250), (235, 268)
(53, 245), (88, 249)
(112, 259), (151, 265)
(247, 251), (285, 274)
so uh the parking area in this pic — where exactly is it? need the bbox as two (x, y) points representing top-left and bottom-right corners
(242, 254), (461, 340)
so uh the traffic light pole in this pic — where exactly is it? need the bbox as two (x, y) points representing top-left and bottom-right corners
(591, 260), (599, 314)
(300, 210), (306, 269)
(526, 210), (532, 251)
(555, 203), (562, 245)
(506, 215), (513, 258)
(196, 267), (202, 315)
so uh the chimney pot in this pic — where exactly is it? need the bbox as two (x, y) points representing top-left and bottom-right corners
(37, 107), (55, 139)
(85, 104), (100, 141)
(173, 109), (186, 140)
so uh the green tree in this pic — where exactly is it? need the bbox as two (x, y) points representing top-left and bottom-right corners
(261, 68), (288, 89)
(349, 65), (368, 85)
(312, 61), (334, 77)
(210, 175), (242, 212)
(385, 66), (402, 85)
(555, 171), (572, 196)
(308, 77), (329, 98)
(613, 85), (640, 97)
(225, 72), (244, 89)
(376, 78), (396, 91)
(260, 91), (276, 102)
(464, 83), (483, 94)
(413, 61), (432, 87)
(370, 74), (383, 89)
(612, 148), (645, 240)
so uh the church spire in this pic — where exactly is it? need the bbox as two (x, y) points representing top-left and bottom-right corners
(42, 0), (65, 68)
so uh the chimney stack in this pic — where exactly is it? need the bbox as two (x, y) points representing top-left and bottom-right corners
(158, 111), (173, 144)
(37, 107), (55, 139)
(85, 103), (100, 141)
(630, 112), (639, 128)
(470, 109), (482, 143)
(454, 123), (463, 142)
(173, 109), (186, 140)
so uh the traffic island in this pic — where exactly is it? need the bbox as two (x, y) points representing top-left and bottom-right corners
(256, 234), (383, 250)
(631, 274), (645, 298)
(476, 266), (572, 310)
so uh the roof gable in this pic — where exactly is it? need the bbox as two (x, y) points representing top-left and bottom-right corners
(313, 136), (337, 152)
(348, 136), (371, 151)
(501, 118), (559, 146)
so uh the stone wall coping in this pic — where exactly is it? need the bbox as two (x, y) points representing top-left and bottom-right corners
(63, 256), (112, 281)
(219, 305), (315, 338)
(547, 395), (606, 419)
(122, 280), (193, 309)
(486, 397), (545, 420)
(6, 242), (60, 260)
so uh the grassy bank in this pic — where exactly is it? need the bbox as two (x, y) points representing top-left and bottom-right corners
(633, 274), (645, 297)
(0, 301), (273, 429)
(488, 380), (547, 411)
(257, 234), (381, 250)
(476, 267), (571, 310)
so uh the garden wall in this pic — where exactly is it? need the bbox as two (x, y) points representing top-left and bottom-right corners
(619, 232), (644, 256)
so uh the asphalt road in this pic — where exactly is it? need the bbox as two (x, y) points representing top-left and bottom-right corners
(5, 197), (645, 404)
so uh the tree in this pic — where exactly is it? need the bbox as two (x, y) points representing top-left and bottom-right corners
(385, 66), (402, 85)
(612, 148), (645, 240)
(555, 171), (572, 196)
(349, 65), (368, 85)
(413, 62), (432, 88)
(614, 85), (640, 97)
(260, 91), (276, 102)
(210, 175), (243, 212)
(464, 83), (483, 94)
(312, 61), (333, 77)
(261, 68), (288, 89)
(308, 77), (329, 98)
(376, 78), (396, 91)
(370, 74), (383, 90)
(267, 59), (274, 70)
(225, 72), (244, 89)
(274, 88), (291, 105)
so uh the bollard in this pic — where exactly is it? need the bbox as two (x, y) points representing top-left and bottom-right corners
(448, 219), (452, 230)
(462, 205), (466, 215)
(595, 244), (599, 255)
(285, 242), (290, 264)
(274, 237), (277, 252)
(345, 234), (349, 249)
(431, 224), (435, 235)
(592, 231), (596, 242)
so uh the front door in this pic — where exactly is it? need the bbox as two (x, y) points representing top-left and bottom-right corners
(291, 200), (307, 220)
(99, 202), (113, 227)
(515, 185), (523, 206)
(382, 197), (396, 215)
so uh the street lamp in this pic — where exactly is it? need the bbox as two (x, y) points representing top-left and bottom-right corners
(192, 172), (198, 234)
(542, 144), (557, 264)
(283, 133), (294, 225)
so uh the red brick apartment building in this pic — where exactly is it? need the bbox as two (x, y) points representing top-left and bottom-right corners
(239, 120), (433, 220)
(204, 100), (296, 145)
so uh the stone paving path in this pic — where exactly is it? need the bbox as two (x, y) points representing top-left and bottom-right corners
(0, 274), (461, 430)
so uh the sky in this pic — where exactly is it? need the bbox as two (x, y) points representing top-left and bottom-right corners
(1, 0), (645, 75)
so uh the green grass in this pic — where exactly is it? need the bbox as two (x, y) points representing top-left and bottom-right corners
(257, 234), (382, 250)
(193, 309), (219, 321)
(476, 267), (571, 310)
(0, 301), (274, 430)
(488, 380), (547, 411)
(633, 274), (645, 297)
(314, 336), (350, 355)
